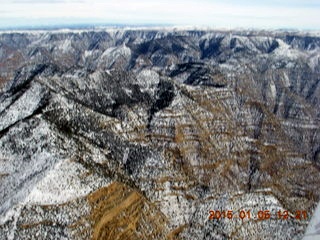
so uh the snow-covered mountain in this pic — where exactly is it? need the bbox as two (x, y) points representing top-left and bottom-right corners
(0, 28), (319, 239)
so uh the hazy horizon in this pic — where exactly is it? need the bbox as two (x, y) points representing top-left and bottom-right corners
(1, 0), (320, 30)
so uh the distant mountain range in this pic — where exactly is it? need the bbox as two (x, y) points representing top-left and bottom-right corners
(0, 23), (174, 31)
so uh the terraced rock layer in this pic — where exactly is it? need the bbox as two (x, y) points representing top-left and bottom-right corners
(0, 29), (319, 239)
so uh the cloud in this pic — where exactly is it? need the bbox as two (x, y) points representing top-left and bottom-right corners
(0, 0), (320, 29)
(218, 0), (320, 8)
(11, 0), (85, 2)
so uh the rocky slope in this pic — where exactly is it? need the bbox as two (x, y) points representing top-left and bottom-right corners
(0, 28), (319, 239)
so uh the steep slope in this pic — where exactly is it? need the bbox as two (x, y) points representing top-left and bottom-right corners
(0, 29), (319, 240)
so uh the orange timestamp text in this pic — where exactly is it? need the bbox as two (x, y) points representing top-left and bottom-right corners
(208, 210), (308, 221)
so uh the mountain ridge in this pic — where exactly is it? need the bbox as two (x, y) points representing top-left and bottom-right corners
(0, 29), (319, 239)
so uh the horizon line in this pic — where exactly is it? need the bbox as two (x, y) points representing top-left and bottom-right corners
(1, 23), (320, 33)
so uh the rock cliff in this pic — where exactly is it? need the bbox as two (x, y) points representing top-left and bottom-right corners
(0, 29), (319, 239)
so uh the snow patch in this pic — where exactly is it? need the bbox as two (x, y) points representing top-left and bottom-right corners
(283, 72), (290, 87)
(270, 81), (276, 99)
(99, 44), (131, 68)
(273, 39), (301, 60)
(303, 202), (320, 240)
(58, 39), (72, 53)
(24, 158), (110, 205)
(0, 83), (46, 132)
(136, 69), (160, 95)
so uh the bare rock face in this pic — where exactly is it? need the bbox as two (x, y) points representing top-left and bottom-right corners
(0, 29), (319, 240)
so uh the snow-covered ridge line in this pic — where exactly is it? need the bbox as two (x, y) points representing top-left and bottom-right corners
(1, 26), (320, 37)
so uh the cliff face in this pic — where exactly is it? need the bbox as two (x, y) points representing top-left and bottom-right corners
(0, 29), (319, 240)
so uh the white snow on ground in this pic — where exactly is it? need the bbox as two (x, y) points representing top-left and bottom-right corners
(24, 157), (110, 205)
(99, 44), (131, 68)
(136, 69), (160, 95)
(83, 50), (93, 58)
(0, 205), (22, 226)
(270, 81), (276, 99)
(282, 121), (318, 129)
(0, 118), (67, 218)
(273, 39), (302, 60)
(308, 51), (320, 70)
(0, 205), (22, 240)
(282, 72), (290, 87)
(303, 202), (320, 240)
(58, 39), (72, 53)
(0, 83), (46, 131)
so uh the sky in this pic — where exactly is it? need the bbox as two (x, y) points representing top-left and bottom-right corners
(0, 0), (320, 30)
